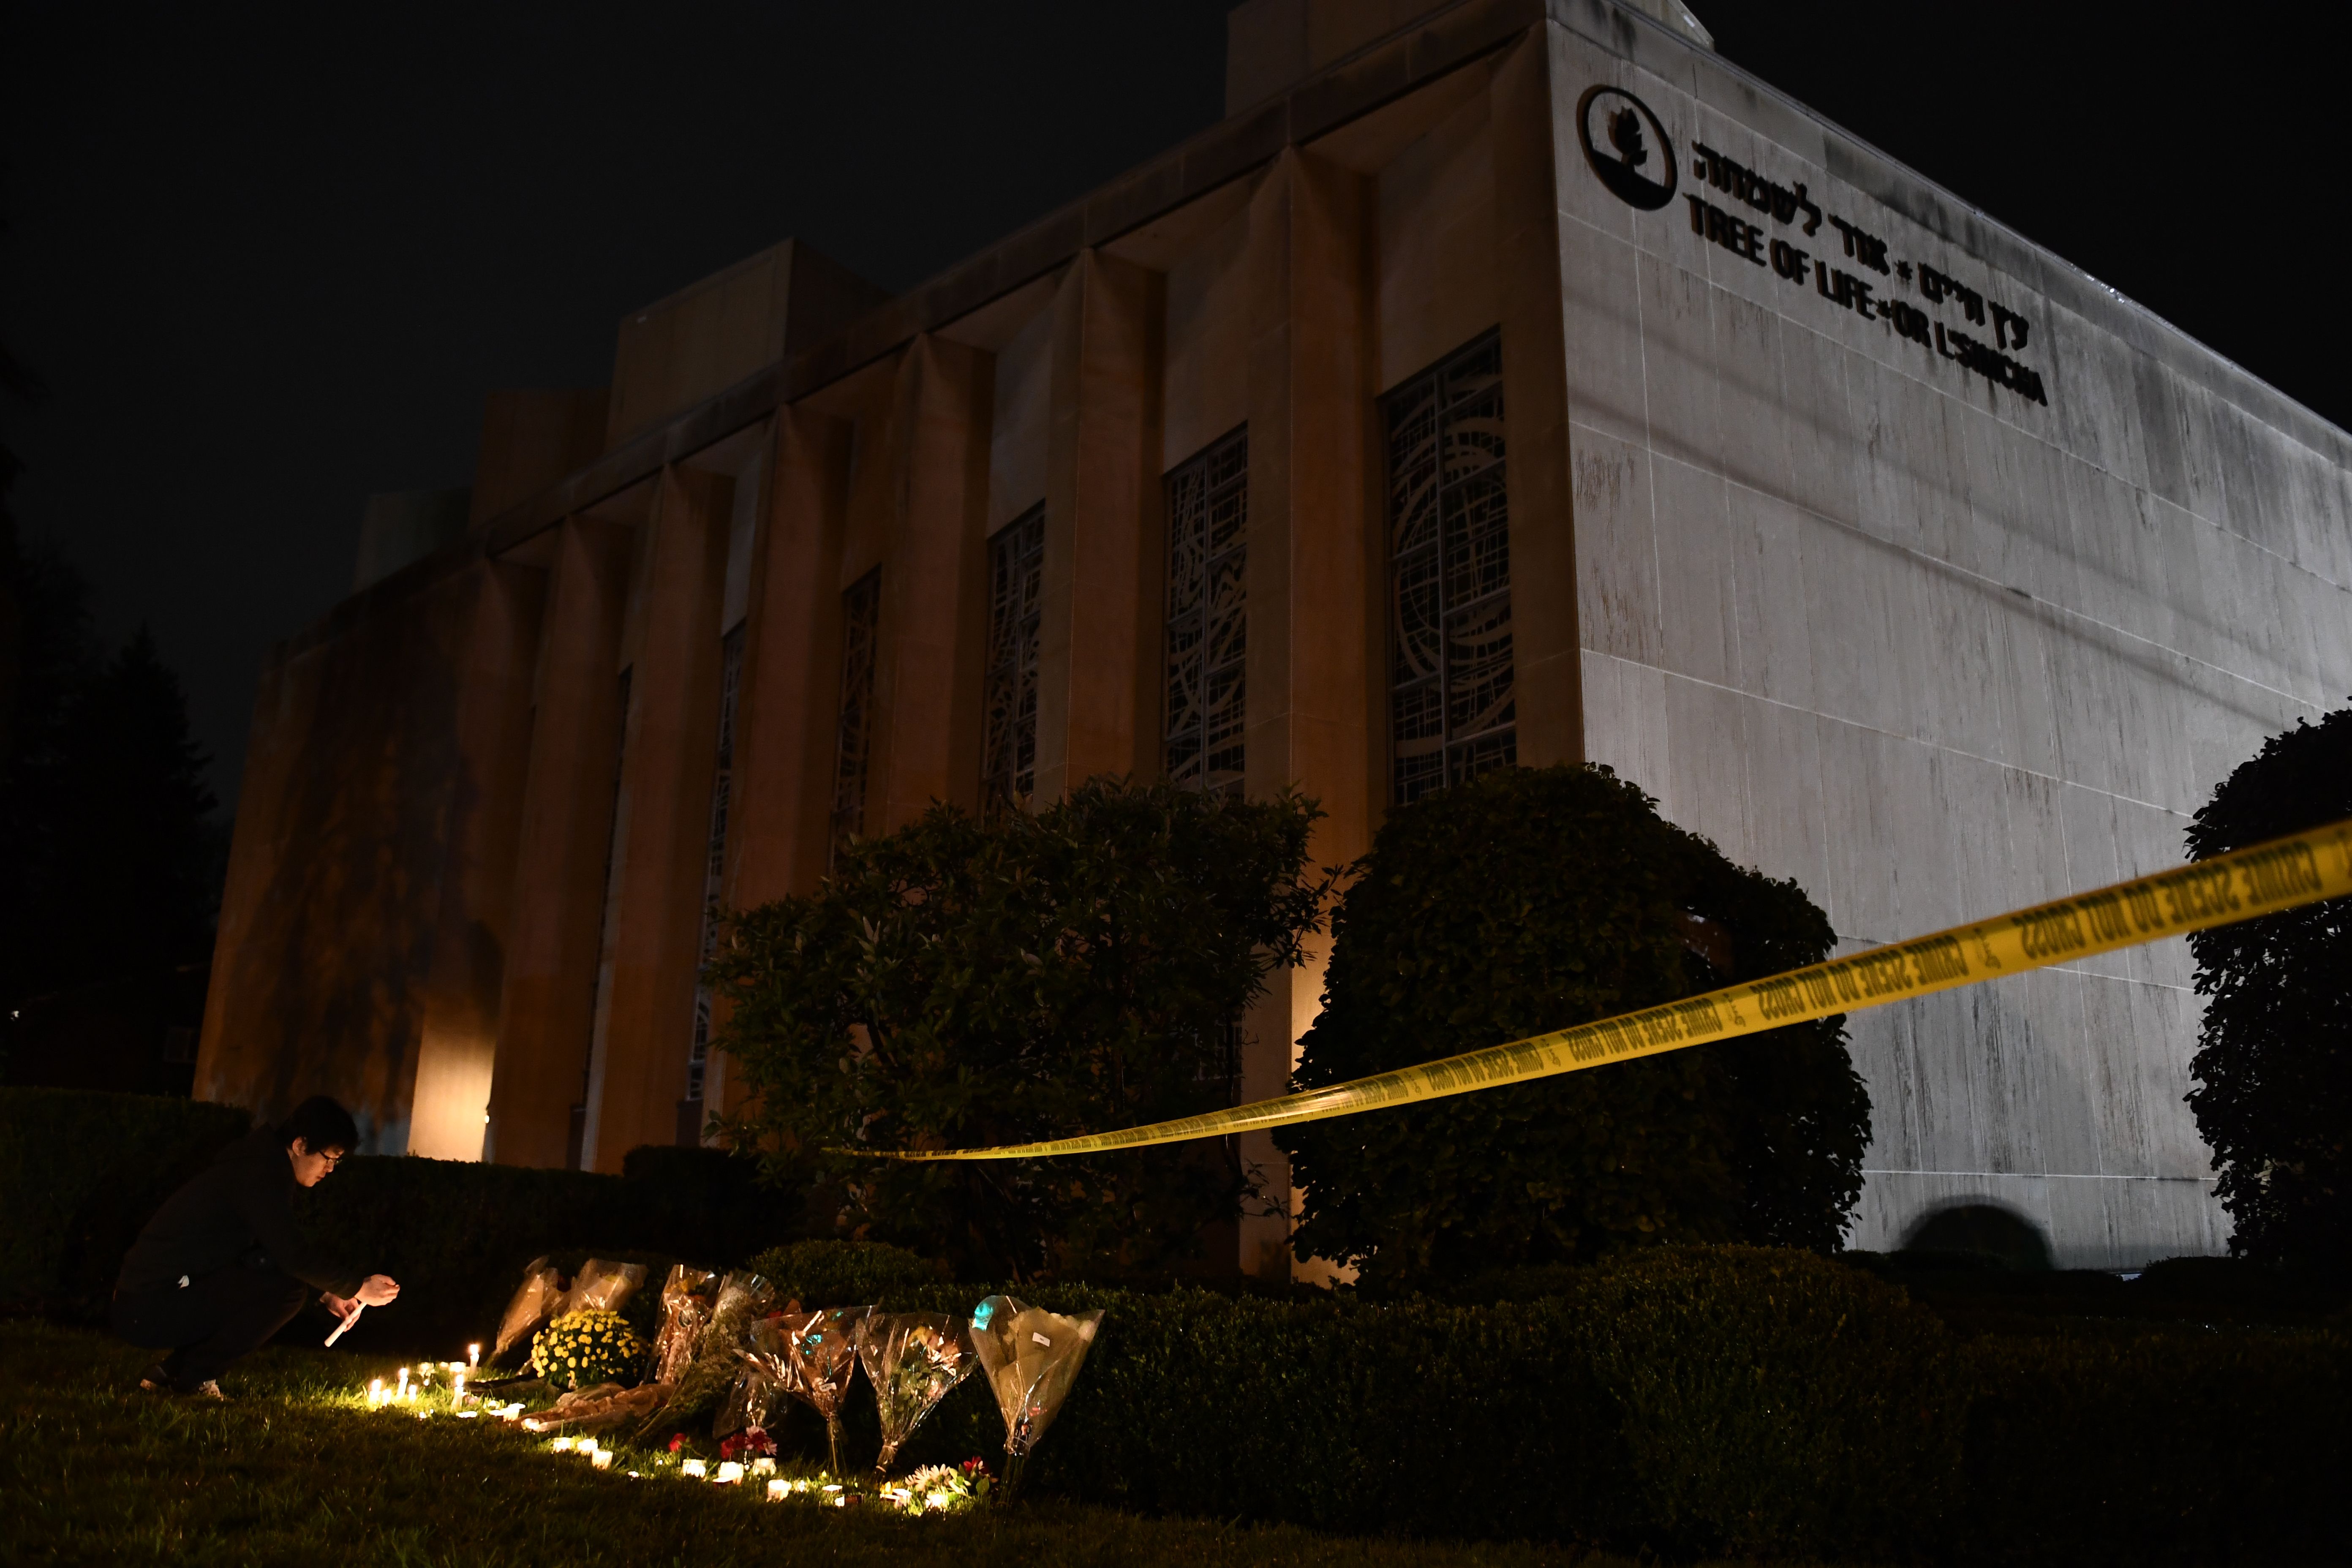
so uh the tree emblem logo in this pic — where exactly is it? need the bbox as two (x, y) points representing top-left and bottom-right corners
(1576, 85), (1677, 210)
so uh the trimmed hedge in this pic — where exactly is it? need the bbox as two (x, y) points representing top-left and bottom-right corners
(0, 1088), (798, 1354)
(0, 1087), (249, 1317)
(742, 1239), (942, 1305)
(1965, 1329), (2351, 1565)
(725, 1246), (2346, 1565)
(9, 1092), (2342, 1561)
(291, 1144), (796, 1354)
(1579, 1246), (1961, 1558)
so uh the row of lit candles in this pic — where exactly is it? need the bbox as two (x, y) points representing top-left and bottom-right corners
(545, 1438), (851, 1503)
(359, 1348), (849, 1507)
(365, 1346), (519, 1418)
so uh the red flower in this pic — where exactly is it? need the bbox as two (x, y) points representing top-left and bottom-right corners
(719, 1426), (776, 1462)
(667, 1433), (686, 1454)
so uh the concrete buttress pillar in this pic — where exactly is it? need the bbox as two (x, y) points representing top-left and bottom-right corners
(871, 337), (994, 828)
(1034, 250), (1166, 798)
(581, 467), (732, 1169)
(408, 558), (547, 1160)
(486, 517), (634, 1168)
(1492, 30), (1582, 765)
(728, 409), (853, 910)
(1239, 148), (1379, 1281)
(713, 410), (854, 1127)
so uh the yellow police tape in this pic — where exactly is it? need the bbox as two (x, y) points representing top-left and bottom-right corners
(859, 816), (2352, 1162)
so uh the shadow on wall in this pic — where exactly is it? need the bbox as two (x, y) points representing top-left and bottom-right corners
(1900, 1202), (2054, 1271)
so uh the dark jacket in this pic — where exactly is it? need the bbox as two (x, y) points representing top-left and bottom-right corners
(116, 1128), (365, 1298)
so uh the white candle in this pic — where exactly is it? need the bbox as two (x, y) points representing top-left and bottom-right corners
(551, 1435), (576, 1453)
(452, 1370), (466, 1404)
(680, 1459), (707, 1478)
(467, 1343), (481, 1368)
(766, 1477), (787, 1500)
(591, 1449), (613, 1470)
(749, 1456), (776, 1476)
(396, 1367), (409, 1398)
(368, 1377), (384, 1406)
(715, 1462), (744, 1484)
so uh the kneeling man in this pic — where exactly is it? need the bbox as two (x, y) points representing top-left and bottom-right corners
(112, 1096), (400, 1398)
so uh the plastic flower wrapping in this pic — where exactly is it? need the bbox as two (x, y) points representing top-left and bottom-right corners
(555, 1258), (647, 1318)
(716, 1315), (796, 1441)
(650, 1264), (720, 1387)
(781, 1305), (872, 1475)
(530, 1308), (648, 1392)
(636, 1271), (776, 1441)
(854, 1311), (976, 1469)
(492, 1257), (563, 1364)
(967, 1295), (1102, 1488)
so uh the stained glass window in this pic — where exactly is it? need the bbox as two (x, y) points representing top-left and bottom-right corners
(684, 623), (746, 1132)
(1163, 427), (1248, 797)
(1386, 332), (1514, 806)
(980, 505), (1045, 817)
(830, 569), (881, 860)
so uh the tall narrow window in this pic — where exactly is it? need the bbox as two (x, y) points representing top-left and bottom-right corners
(683, 623), (746, 1143)
(830, 569), (881, 862)
(1164, 427), (1248, 796)
(980, 505), (1045, 816)
(1387, 332), (1514, 806)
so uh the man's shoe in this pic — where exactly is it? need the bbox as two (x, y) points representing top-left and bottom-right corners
(188, 1380), (227, 1402)
(136, 1364), (172, 1394)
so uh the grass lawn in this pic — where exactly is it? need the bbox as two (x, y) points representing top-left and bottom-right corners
(0, 1318), (1697, 1568)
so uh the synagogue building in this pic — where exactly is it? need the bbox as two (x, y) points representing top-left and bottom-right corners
(197, 0), (2352, 1274)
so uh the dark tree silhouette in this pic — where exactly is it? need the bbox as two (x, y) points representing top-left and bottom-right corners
(2185, 706), (2352, 1274)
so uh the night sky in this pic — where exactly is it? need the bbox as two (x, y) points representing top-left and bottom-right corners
(4, 1), (2344, 811)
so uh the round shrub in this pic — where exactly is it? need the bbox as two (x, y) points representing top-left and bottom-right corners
(743, 1239), (941, 1307)
(713, 779), (1329, 1280)
(1286, 764), (1870, 1289)
(530, 1308), (646, 1391)
(2183, 705), (2352, 1275)
(1579, 1246), (1960, 1559)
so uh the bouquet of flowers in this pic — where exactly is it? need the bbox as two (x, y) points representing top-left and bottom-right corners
(555, 1258), (646, 1317)
(781, 1305), (871, 1476)
(531, 1308), (647, 1391)
(717, 1314), (796, 1441)
(966, 1295), (1102, 1495)
(855, 1311), (976, 1469)
(650, 1264), (720, 1387)
(492, 1258), (563, 1365)
(635, 1271), (775, 1440)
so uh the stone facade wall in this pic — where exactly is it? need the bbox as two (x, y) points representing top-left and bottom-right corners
(197, 550), (483, 1152)
(1544, 0), (2352, 1265)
